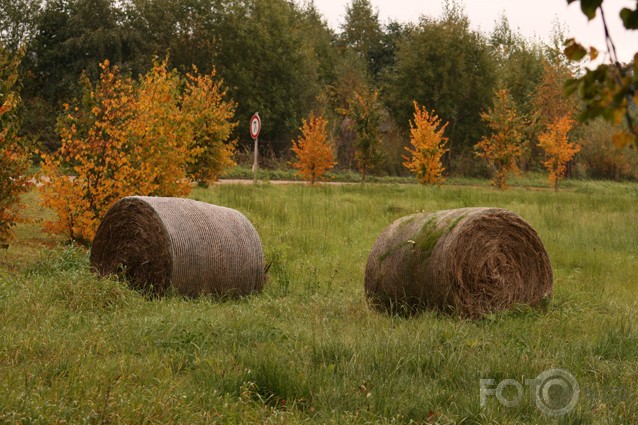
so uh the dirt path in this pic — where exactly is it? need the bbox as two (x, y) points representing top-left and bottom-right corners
(217, 179), (358, 185)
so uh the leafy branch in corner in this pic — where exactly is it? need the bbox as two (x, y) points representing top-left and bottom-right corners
(564, 0), (638, 147)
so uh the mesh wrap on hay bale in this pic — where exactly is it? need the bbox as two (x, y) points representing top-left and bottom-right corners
(90, 196), (265, 297)
(364, 207), (553, 317)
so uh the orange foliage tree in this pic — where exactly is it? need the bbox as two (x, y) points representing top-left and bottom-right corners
(475, 88), (527, 190)
(0, 48), (31, 243)
(538, 115), (580, 191)
(532, 61), (577, 130)
(41, 59), (236, 244)
(291, 113), (336, 185)
(403, 101), (449, 185)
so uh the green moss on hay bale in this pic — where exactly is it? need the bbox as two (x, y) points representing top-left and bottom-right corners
(364, 208), (553, 318)
(90, 196), (265, 298)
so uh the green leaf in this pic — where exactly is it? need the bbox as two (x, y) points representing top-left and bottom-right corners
(620, 7), (638, 29)
(580, 0), (603, 19)
(564, 39), (588, 61)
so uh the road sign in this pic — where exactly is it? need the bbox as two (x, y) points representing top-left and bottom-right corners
(250, 113), (261, 140)
(250, 112), (261, 184)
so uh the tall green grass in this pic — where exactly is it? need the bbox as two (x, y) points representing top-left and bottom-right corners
(1, 181), (637, 423)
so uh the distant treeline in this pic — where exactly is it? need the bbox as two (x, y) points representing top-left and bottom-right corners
(1, 0), (636, 178)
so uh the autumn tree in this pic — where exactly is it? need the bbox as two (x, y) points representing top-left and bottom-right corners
(403, 102), (449, 185)
(532, 60), (577, 131)
(0, 46), (30, 243)
(349, 89), (383, 182)
(129, 59), (193, 197)
(538, 115), (580, 191)
(291, 113), (336, 185)
(475, 88), (527, 190)
(183, 67), (237, 186)
(41, 61), (153, 243)
(40, 59), (236, 243)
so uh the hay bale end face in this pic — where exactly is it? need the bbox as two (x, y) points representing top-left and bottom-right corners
(365, 208), (553, 318)
(90, 196), (265, 297)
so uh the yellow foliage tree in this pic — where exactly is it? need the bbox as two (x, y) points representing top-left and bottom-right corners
(537, 115), (580, 191)
(291, 113), (336, 185)
(0, 48), (31, 243)
(128, 60), (193, 197)
(41, 59), (237, 244)
(475, 88), (527, 190)
(403, 101), (449, 185)
(183, 67), (237, 186)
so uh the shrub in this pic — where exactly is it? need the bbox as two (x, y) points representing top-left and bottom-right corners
(0, 47), (31, 243)
(41, 60), (236, 244)
(576, 120), (638, 180)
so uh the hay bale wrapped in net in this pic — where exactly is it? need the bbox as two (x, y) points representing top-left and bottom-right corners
(365, 207), (552, 318)
(90, 196), (265, 297)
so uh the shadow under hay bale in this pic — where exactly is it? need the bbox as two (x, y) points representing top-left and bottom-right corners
(90, 196), (265, 298)
(364, 208), (553, 318)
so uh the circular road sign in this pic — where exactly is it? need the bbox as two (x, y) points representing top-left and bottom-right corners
(250, 113), (261, 140)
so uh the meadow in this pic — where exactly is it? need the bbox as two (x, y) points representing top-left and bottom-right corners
(1, 178), (637, 424)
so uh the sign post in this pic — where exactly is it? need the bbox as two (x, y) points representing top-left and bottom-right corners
(250, 113), (261, 184)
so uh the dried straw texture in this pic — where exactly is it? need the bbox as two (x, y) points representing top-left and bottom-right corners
(365, 208), (553, 318)
(90, 196), (265, 297)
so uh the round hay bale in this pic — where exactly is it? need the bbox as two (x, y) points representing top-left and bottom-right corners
(90, 196), (265, 297)
(364, 207), (553, 318)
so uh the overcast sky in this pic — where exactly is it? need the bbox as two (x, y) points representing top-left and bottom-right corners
(310, 0), (638, 63)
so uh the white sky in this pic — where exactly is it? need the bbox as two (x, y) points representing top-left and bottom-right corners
(309, 0), (638, 63)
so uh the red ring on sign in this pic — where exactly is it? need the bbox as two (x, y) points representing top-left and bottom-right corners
(250, 113), (261, 139)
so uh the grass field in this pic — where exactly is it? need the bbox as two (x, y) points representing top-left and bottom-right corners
(1, 179), (637, 424)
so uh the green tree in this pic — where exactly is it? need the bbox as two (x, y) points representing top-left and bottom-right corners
(22, 0), (144, 150)
(302, 1), (339, 87)
(384, 1), (497, 163)
(0, 0), (41, 51)
(349, 89), (383, 182)
(489, 14), (545, 118)
(341, 0), (382, 79)
(212, 0), (324, 145)
(372, 21), (410, 80)
(323, 50), (370, 170)
(27, 0), (138, 102)
(124, 0), (222, 73)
